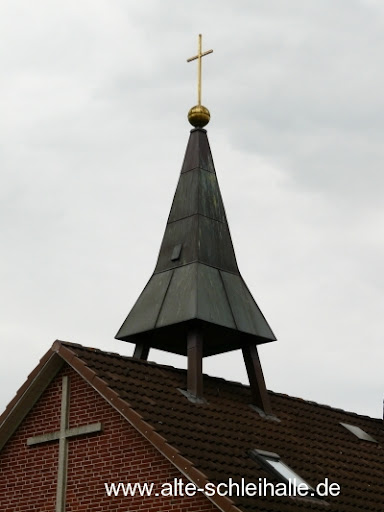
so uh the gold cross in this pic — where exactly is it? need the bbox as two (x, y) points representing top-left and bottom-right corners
(187, 34), (213, 106)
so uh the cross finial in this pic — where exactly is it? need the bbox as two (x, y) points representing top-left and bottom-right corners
(187, 34), (213, 107)
(187, 34), (213, 128)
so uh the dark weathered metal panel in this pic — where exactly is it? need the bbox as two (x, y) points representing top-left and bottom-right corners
(220, 271), (276, 341)
(168, 167), (225, 224)
(180, 129), (200, 173)
(155, 215), (198, 272)
(115, 270), (174, 339)
(181, 128), (215, 174)
(196, 264), (236, 329)
(198, 216), (238, 273)
(197, 129), (215, 173)
(198, 169), (226, 222)
(168, 170), (199, 223)
(156, 263), (198, 327)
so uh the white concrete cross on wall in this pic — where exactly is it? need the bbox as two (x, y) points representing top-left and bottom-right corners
(27, 375), (103, 512)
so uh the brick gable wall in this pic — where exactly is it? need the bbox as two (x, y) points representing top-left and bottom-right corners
(0, 365), (218, 512)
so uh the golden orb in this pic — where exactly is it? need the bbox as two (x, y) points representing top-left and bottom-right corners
(188, 105), (210, 128)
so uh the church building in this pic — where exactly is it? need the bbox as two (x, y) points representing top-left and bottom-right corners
(0, 36), (383, 512)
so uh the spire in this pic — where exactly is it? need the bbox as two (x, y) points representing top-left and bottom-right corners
(115, 127), (276, 357)
(116, 35), (275, 412)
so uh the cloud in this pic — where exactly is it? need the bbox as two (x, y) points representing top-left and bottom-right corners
(1, 0), (383, 420)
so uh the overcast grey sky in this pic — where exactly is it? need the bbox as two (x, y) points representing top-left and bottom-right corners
(1, 0), (383, 419)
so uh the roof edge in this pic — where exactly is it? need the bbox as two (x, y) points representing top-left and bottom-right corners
(53, 340), (243, 512)
(0, 346), (65, 452)
(0, 340), (242, 511)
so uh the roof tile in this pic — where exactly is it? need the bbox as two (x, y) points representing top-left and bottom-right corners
(61, 341), (383, 512)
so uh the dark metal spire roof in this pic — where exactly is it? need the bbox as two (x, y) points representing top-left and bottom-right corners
(115, 127), (276, 356)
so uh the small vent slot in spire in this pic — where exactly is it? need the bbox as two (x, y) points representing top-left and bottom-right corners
(171, 244), (182, 261)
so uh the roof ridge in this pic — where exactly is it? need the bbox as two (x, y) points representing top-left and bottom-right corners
(59, 340), (254, 383)
(58, 341), (382, 422)
(58, 340), (185, 372)
(271, 390), (382, 423)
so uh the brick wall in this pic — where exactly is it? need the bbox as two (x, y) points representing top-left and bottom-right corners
(0, 365), (218, 512)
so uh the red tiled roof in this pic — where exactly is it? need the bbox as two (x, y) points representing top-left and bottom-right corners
(1, 340), (383, 511)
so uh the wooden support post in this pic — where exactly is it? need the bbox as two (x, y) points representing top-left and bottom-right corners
(242, 344), (272, 415)
(133, 343), (150, 361)
(187, 329), (203, 398)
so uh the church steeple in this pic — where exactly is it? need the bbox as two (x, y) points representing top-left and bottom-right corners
(116, 126), (275, 354)
(116, 35), (275, 413)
